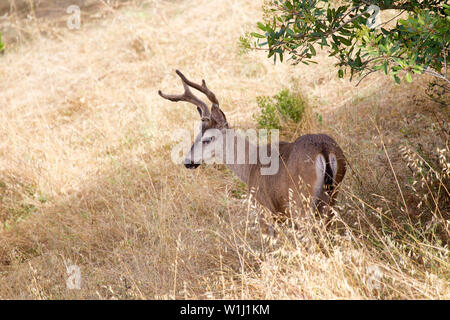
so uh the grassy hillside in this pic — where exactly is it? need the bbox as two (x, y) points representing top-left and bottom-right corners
(0, 0), (448, 299)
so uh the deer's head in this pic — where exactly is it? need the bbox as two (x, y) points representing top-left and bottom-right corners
(158, 70), (228, 169)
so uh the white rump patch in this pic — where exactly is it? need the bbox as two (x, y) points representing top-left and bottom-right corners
(329, 153), (338, 180)
(314, 154), (326, 200)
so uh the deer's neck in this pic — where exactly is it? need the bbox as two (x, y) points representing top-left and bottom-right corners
(224, 128), (257, 185)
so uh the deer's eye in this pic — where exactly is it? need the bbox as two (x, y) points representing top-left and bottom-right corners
(202, 136), (214, 145)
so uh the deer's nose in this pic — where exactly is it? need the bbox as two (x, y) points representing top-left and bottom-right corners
(184, 161), (200, 169)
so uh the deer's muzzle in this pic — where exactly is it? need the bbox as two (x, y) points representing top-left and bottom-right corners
(184, 161), (200, 169)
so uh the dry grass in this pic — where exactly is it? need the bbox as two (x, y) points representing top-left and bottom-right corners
(0, 0), (448, 299)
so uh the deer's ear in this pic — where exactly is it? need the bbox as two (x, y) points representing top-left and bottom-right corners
(211, 104), (227, 126)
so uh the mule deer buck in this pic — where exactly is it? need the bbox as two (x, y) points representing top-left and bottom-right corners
(159, 70), (346, 228)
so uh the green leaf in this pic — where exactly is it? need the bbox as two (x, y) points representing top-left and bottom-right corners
(251, 32), (266, 39)
(257, 22), (267, 32)
(337, 36), (351, 46)
(0, 32), (4, 52)
(405, 72), (412, 83)
(382, 61), (388, 74)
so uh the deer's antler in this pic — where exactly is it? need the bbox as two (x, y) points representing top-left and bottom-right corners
(158, 70), (219, 118)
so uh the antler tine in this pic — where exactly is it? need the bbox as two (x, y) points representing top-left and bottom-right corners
(175, 70), (219, 107)
(158, 74), (210, 117)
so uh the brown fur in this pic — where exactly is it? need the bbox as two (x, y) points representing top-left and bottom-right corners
(247, 134), (346, 217)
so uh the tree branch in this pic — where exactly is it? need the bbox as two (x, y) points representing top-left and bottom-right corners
(423, 68), (450, 85)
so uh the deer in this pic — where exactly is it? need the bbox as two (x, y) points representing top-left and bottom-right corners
(158, 70), (346, 231)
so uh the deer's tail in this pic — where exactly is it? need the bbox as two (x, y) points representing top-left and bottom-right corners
(314, 152), (338, 202)
(324, 152), (337, 196)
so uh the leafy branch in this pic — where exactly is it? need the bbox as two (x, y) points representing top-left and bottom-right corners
(243, 1), (449, 87)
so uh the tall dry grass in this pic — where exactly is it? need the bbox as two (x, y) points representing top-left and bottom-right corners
(0, 0), (448, 299)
